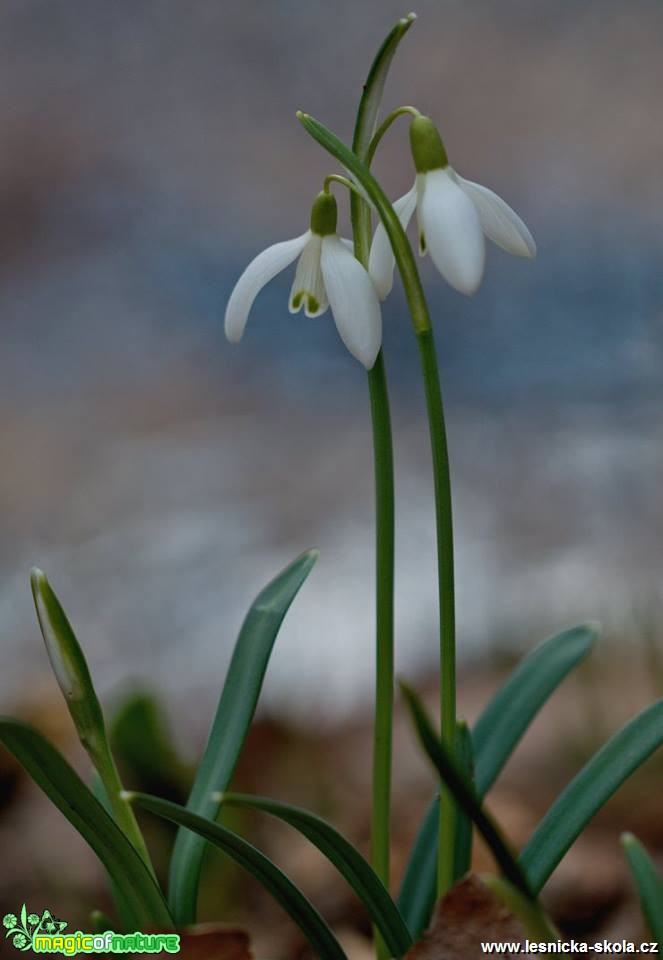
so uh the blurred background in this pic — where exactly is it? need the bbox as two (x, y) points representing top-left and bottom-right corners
(1, 0), (662, 953)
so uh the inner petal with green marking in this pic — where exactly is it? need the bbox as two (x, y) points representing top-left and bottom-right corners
(289, 234), (328, 318)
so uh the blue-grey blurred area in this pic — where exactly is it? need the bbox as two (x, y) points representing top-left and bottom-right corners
(1, 0), (662, 723)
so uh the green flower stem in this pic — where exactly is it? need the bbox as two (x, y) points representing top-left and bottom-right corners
(91, 738), (156, 875)
(349, 18), (415, 958)
(297, 111), (458, 897)
(365, 352), (395, 912)
(323, 173), (363, 197)
(366, 105), (421, 166)
(416, 327), (457, 896)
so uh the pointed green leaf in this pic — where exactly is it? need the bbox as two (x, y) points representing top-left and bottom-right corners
(131, 792), (347, 960)
(110, 690), (189, 797)
(399, 623), (597, 937)
(0, 719), (171, 928)
(168, 549), (318, 923)
(453, 720), (474, 882)
(521, 699), (663, 893)
(400, 683), (533, 900)
(621, 833), (663, 948)
(352, 12), (416, 160)
(397, 720), (474, 940)
(350, 11), (416, 263)
(397, 794), (438, 938)
(222, 793), (412, 955)
(473, 624), (599, 796)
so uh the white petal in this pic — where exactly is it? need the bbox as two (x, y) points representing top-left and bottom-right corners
(419, 168), (485, 295)
(415, 174), (427, 256)
(224, 231), (310, 341)
(320, 235), (382, 369)
(456, 174), (536, 258)
(289, 234), (328, 317)
(368, 181), (418, 300)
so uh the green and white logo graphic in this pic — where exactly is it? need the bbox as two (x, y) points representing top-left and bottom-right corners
(3, 906), (66, 951)
(3, 905), (180, 954)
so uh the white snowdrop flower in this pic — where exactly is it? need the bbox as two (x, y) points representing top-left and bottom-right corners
(224, 191), (382, 369)
(369, 115), (536, 298)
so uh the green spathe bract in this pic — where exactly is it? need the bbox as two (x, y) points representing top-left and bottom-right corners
(351, 11), (417, 264)
(30, 568), (104, 745)
(168, 549), (318, 924)
(30, 569), (154, 874)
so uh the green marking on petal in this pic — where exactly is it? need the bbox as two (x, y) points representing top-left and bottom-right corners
(307, 295), (320, 314)
(291, 291), (303, 310)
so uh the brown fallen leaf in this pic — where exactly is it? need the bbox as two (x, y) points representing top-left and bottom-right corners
(405, 874), (526, 960)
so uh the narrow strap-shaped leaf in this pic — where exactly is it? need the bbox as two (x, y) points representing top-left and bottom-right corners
(0, 719), (171, 928)
(400, 683), (533, 900)
(399, 623), (597, 937)
(168, 549), (318, 923)
(621, 833), (663, 948)
(521, 699), (663, 893)
(397, 795), (438, 937)
(130, 792), (347, 960)
(473, 624), (598, 796)
(453, 721), (474, 883)
(222, 792), (412, 956)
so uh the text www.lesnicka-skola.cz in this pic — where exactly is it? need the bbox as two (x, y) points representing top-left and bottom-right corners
(481, 941), (659, 955)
